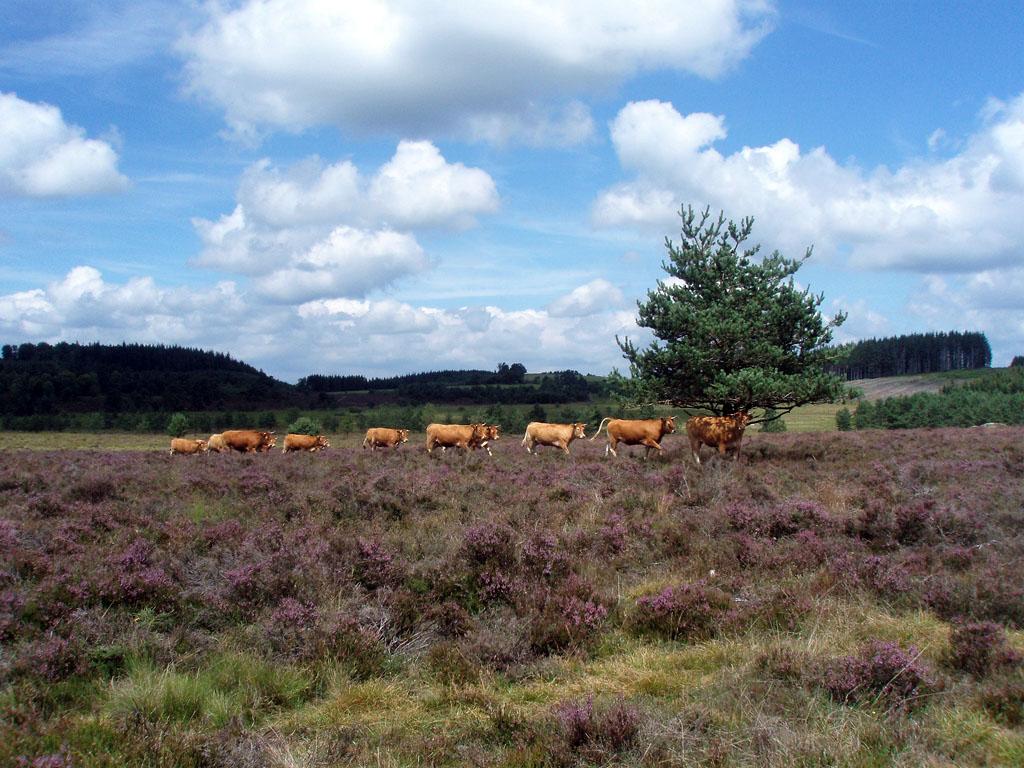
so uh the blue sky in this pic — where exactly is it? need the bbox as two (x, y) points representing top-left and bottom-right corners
(2, 1), (1022, 381)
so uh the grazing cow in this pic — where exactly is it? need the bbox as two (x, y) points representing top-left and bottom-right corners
(470, 424), (501, 456)
(206, 433), (227, 453)
(425, 423), (486, 454)
(169, 438), (207, 455)
(591, 416), (676, 459)
(221, 429), (277, 453)
(521, 422), (586, 455)
(686, 412), (752, 464)
(282, 433), (331, 453)
(362, 427), (410, 450)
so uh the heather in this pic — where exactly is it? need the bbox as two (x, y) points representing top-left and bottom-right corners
(1, 427), (1022, 765)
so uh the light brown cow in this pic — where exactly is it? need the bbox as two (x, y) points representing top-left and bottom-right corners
(221, 429), (277, 453)
(169, 438), (207, 455)
(425, 423), (486, 454)
(686, 412), (752, 464)
(206, 433), (228, 453)
(591, 416), (676, 459)
(282, 433), (331, 453)
(363, 427), (410, 450)
(521, 422), (586, 455)
(470, 424), (501, 456)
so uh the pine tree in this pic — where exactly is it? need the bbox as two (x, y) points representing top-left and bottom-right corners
(618, 207), (848, 422)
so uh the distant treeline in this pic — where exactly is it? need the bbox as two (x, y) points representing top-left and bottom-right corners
(829, 331), (991, 380)
(0, 341), (303, 416)
(297, 362), (528, 391)
(853, 367), (1024, 429)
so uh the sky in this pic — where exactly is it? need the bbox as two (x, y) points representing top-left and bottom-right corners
(1, 1), (1023, 382)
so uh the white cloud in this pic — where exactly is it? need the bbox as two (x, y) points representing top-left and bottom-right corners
(547, 278), (625, 317)
(178, 0), (773, 144)
(192, 141), (496, 298)
(0, 267), (641, 380)
(593, 95), (1024, 274)
(0, 92), (128, 197)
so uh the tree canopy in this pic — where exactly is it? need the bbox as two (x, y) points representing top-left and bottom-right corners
(618, 206), (848, 420)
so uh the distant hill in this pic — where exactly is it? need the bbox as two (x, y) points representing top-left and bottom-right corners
(0, 342), (302, 415)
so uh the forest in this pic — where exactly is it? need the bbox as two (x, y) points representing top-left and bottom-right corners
(828, 331), (991, 379)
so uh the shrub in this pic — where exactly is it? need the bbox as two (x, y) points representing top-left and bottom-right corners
(630, 582), (732, 641)
(552, 695), (642, 756)
(760, 409), (787, 432)
(948, 621), (1022, 678)
(287, 416), (322, 435)
(978, 672), (1024, 726)
(820, 640), (937, 712)
(165, 412), (188, 438)
(836, 407), (853, 431)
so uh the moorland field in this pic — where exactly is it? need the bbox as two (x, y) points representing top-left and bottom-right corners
(2, 426), (1023, 766)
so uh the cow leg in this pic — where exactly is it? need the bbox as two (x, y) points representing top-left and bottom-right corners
(561, 441), (570, 455)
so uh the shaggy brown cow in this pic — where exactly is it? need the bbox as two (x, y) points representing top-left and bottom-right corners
(169, 438), (207, 455)
(686, 412), (752, 464)
(521, 422), (586, 455)
(282, 433), (331, 452)
(425, 423), (486, 454)
(591, 416), (676, 459)
(221, 429), (276, 453)
(206, 434), (228, 453)
(362, 427), (410, 450)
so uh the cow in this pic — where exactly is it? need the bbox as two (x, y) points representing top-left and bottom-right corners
(362, 427), (410, 450)
(221, 429), (277, 453)
(686, 412), (752, 464)
(470, 424), (501, 456)
(282, 433), (331, 453)
(206, 433), (228, 453)
(591, 416), (676, 459)
(425, 423), (486, 454)
(521, 422), (586, 455)
(169, 438), (207, 455)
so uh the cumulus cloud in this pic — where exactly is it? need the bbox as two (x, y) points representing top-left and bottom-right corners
(547, 278), (625, 317)
(593, 95), (1024, 274)
(178, 0), (773, 144)
(0, 92), (128, 197)
(192, 141), (497, 299)
(0, 267), (641, 380)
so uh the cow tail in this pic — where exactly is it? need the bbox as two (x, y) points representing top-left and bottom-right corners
(590, 417), (612, 440)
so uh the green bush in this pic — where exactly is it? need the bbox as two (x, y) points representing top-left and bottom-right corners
(288, 415), (322, 435)
(836, 407), (852, 431)
(165, 412), (188, 437)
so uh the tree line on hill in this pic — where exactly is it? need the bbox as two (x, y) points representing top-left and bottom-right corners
(851, 367), (1024, 429)
(827, 331), (991, 380)
(0, 343), (609, 430)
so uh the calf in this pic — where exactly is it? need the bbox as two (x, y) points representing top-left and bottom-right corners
(170, 438), (207, 455)
(282, 433), (331, 452)
(363, 427), (410, 450)
(521, 422), (586, 455)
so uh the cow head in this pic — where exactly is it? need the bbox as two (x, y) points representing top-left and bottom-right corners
(260, 432), (277, 450)
(485, 424), (500, 440)
(661, 416), (676, 434)
(197, 439), (209, 452)
(573, 423), (587, 439)
(316, 435), (331, 449)
(734, 411), (752, 428)
(398, 429), (410, 443)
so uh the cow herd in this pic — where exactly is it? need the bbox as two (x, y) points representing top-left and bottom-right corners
(168, 412), (754, 464)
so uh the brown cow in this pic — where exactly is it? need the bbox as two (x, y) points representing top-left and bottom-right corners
(169, 438), (207, 455)
(686, 412), (752, 464)
(282, 433), (331, 453)
(521, 422), (586, 455)
(470, 424), (501, 456)
(425, 423), (486, 454)
(362, 427), (410, 450)
(591, 416), (676, 459)
(221, 429), (277, 453)
(206, 433), (228, 453)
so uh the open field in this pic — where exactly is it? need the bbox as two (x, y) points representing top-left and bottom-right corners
(3, 426), (1023, 766)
